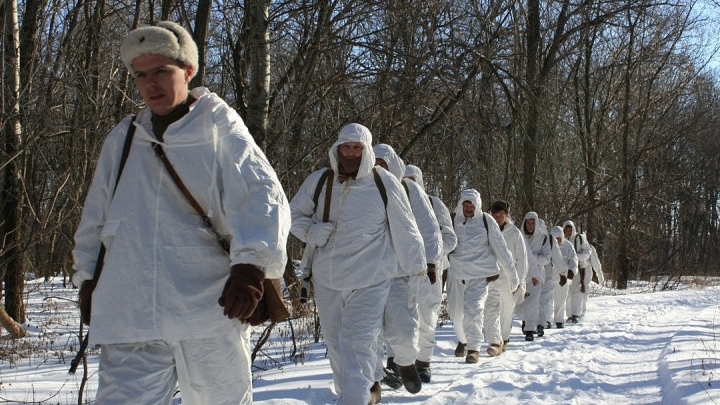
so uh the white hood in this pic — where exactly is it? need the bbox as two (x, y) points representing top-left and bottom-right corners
(328, 123), (376, 179)
(373, 143), (405, 180)
(404, 164), (425, 190)
(455, 188), (482, 218)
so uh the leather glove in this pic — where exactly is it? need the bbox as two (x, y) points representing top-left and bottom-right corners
(567, 269), (575, 280)
(531, 277), (539, 287)
(306, 222), (334, 247)
(78, 280), (96, 326)
(580, 281), (586, 293)
(300, 277), (313, 303)
(218, 264), (265, 319)
(427, 265), (437, 284)
(559, 275), (567, 286)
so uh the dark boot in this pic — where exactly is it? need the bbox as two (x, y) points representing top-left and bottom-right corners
(465, 350), (480, 364)
(537, 325), (544, 337)
(502, 339), (509, 352)
(396, 364), (422, 394)
(368, 381), (381, 405)
(546, 321), (552, 329)
(454, 342), (467, 357)
(571, 315), (579, 324)
(556, 322), (564, 329)
(415, 360), (431, 383)
(382, 366), (402, 389)
(524, 331), (534, 341)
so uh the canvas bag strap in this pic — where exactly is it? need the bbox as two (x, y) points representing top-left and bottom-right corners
(152, 143), (230, 253)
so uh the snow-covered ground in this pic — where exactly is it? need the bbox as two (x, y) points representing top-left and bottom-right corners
(3, 277), (720, 404)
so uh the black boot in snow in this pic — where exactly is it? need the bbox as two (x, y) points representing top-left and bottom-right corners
(524, 331), (534, 341)
(556, 322), (564, 329)
(396, 364), (422, 394)
(537, 325), (545, 337)
(454, 342), (467, 357)
(415, 360), (431, 383)
(382, 356), (402, 389)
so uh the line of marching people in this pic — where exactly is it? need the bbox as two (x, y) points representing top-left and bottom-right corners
(445, 198), (605, 366)
(289, 123), (605, 405)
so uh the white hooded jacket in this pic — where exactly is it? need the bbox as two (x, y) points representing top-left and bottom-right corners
(521, 212), (552, 276)
(552, 226), (578, 275)
(405, 164), (457, 270)
(448, 189), (518, 289)
(290, 124), (426, 290)
(72, 87), (291, 345)
(563, 220), (592, 269)
(370, 148), (442, 269)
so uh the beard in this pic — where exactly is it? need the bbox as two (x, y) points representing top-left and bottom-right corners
(338, 155), (362, 177)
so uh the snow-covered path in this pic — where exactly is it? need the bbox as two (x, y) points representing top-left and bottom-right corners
(253, 287), (720, 404)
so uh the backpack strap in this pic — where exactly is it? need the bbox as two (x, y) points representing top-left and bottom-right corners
(311, 168), (331, 215)
(481, 212), (489, 238)
(372, 167), (388, 207)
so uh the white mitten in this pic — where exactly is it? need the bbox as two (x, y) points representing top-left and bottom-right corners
(306, 222), (334, 247)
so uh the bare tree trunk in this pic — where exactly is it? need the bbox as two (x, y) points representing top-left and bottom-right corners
(1, 0), (27, 328)
(522, 0), (540, 212)
(190, 0), (211, 88)
(244, 0), (271, 150)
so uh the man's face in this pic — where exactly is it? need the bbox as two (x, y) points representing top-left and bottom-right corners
(462, 201), (475, 218)
(491, 210), (507, 226)
(338, 142), (363, 175)
(132, 54), (193, 116)
(525, 218), (536, 234)
(556, 236), (563, 245)
(564, 226), (572, 238)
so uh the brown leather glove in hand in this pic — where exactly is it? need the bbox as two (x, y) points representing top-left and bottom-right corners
(559, 275), (567, 286)
(78, 280), (96, 325)
(580, 282), (586, 293)
(218, 264), (265, 320)
(567, 270), (575, 280)
(427, 265), (437, 284)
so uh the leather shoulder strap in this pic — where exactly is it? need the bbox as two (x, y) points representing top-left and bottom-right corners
(152, 143), (230, 253)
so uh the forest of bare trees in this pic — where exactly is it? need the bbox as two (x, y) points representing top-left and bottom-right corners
(1, 0), (720, 328)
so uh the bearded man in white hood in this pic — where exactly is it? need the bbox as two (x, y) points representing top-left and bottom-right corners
(290, 124), (426, 405)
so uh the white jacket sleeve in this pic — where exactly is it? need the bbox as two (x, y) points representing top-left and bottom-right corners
(486, 214), (519, 290)
(404, 180), (442, 267)
(217, 116), (291, 278)
(551, 238), (568, 275)
(509, 228), (528, 283)
(381, 171), (427, 276)
(590, 244), (604, 284)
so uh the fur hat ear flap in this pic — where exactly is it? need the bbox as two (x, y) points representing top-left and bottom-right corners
(120, 21), (199, 79)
